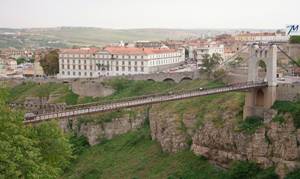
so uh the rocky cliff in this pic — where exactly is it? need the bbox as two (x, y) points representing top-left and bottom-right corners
(149, 105), (300, 178)
(60, 108), (147, 145)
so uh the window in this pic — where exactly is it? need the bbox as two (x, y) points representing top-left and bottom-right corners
(62, 65), (64, 69)
(128, 61), (131, 66)
(67, 65), (70, 69)
(122, 61), (125, 65)
(135, 61), (137, 66)
(122, 66), (125, 71)
(141, 61), (144, 66)
(84, 60), (86, 64)
(90, 72), (93, 76)
(79, 65), (81, 70)
(128, 67), (131, 71)
(90, 65), (93, 70)
(62, 71), (65, 75)
(73, 60), (75, 63)
(116, 66), (119, 71)
(84, 72), (87, 76)
(67, 71), (70, 75)
(84, 65), (87, 70)
(78, 72), (81, 76)
(141, 67), (144, 72)
(134, 67), (137, 72)
(73, 72), (75, 75)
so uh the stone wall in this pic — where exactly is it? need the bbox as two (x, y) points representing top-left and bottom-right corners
(277, 83), (300, 101)
(71, 80), (114, 97)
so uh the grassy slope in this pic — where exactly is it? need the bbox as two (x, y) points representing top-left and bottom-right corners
(63, 127), (227, 179)
(8, 79), (224, 105)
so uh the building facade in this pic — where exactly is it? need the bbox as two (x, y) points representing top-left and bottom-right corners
(234, 32), (289, 42)
(57, 47), (185, 79)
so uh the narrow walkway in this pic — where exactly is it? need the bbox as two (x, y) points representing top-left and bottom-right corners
(24, 81), (267, 124)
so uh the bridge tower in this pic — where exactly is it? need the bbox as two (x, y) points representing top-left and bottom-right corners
(243, 44), (277, 119)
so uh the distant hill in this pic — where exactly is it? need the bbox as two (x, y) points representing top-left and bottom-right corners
(0, 27), (234, 49)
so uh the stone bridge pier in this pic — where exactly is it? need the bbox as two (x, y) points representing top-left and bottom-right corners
(243, 44), (277, 119)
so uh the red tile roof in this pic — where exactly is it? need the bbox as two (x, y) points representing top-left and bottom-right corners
(103, 47), (177, 55)
(60, 48), (99, 54)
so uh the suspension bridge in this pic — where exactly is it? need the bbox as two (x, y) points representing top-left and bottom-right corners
(23, 43), (298, 124)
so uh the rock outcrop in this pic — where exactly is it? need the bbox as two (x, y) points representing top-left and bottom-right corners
(60, 109), (147, 146)
(148, 105), (300, 178)
(77, 113), (145, 145)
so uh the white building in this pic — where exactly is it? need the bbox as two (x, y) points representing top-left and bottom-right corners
(57, 47), (185, 79)
(234, 32), (289, 42)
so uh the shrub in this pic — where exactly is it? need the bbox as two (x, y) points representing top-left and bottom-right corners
(285, 169), (300, 179)
(272, 101), (300, 128)
(238, 116), (264, 134)
(228, 161), (278, 179)
(65, 91), (79, 105)
(69, 134), (90, 156)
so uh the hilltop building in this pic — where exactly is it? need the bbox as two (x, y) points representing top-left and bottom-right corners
(57, 47), (185, 79)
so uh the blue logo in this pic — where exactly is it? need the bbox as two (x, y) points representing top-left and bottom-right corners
(287, 25), (300, 36)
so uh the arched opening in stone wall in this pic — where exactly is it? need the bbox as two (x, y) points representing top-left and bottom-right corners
(180, 77), (192, 83)
(257, 60), (267, 82)
(147, 79), (155, 82)
(255, 89), (265, 107)
(163, 78), (176, 83)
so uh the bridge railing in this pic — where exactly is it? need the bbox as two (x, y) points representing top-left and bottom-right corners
(24, 81), (267, 123)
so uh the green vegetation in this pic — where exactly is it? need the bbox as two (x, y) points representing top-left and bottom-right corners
(63, 127), (278, 179)
(272, 100), (300, 128)
(69, 134), (90, 156)
(0, 88), (73, 178)
(237, 116), (264, 134)
(228, 161), (278, 179)
(201, 53), (223, 78)
(7, 82), (77, 104)
(63, 127), (226, 179)
(40, 50), (59, 75)
(285, 170), (300, 179)
(289, 36), (300, 44)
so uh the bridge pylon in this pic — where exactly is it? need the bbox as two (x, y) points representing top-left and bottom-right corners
(243, 44), (277, 119)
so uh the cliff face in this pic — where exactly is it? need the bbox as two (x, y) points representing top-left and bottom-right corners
(77, 114), (145, 145)
(61, 108), (147, 146)
(149, 107), (300, 177)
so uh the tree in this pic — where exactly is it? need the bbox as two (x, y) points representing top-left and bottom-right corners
(16, 57), (27, 65)
(0, 88), (48, 178)
(40, 50), (59, 76)
(229, 56), (243, 68)
(0, 88), (73, 178)
(201, 53), (222, 78)
(31, 122), (73, 175)
(289, 36), (300, 44)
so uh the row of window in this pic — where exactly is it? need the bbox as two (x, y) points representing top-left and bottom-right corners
(61, 65), (93, 70)
(149, 58), (182, 66)
(61, 71), (93, 77)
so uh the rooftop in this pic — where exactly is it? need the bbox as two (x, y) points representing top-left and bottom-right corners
(103, 47), (177, 55)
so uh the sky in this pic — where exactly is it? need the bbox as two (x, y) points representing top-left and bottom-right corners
(0, 0), (299, 29)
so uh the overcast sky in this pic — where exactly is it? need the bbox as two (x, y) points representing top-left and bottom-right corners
(0, 0), (299, 29)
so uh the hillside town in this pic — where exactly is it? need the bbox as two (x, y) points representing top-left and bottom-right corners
(1, 30), (299, 79)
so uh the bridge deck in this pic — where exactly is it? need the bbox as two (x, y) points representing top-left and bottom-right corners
(24, 81), (267, 124)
